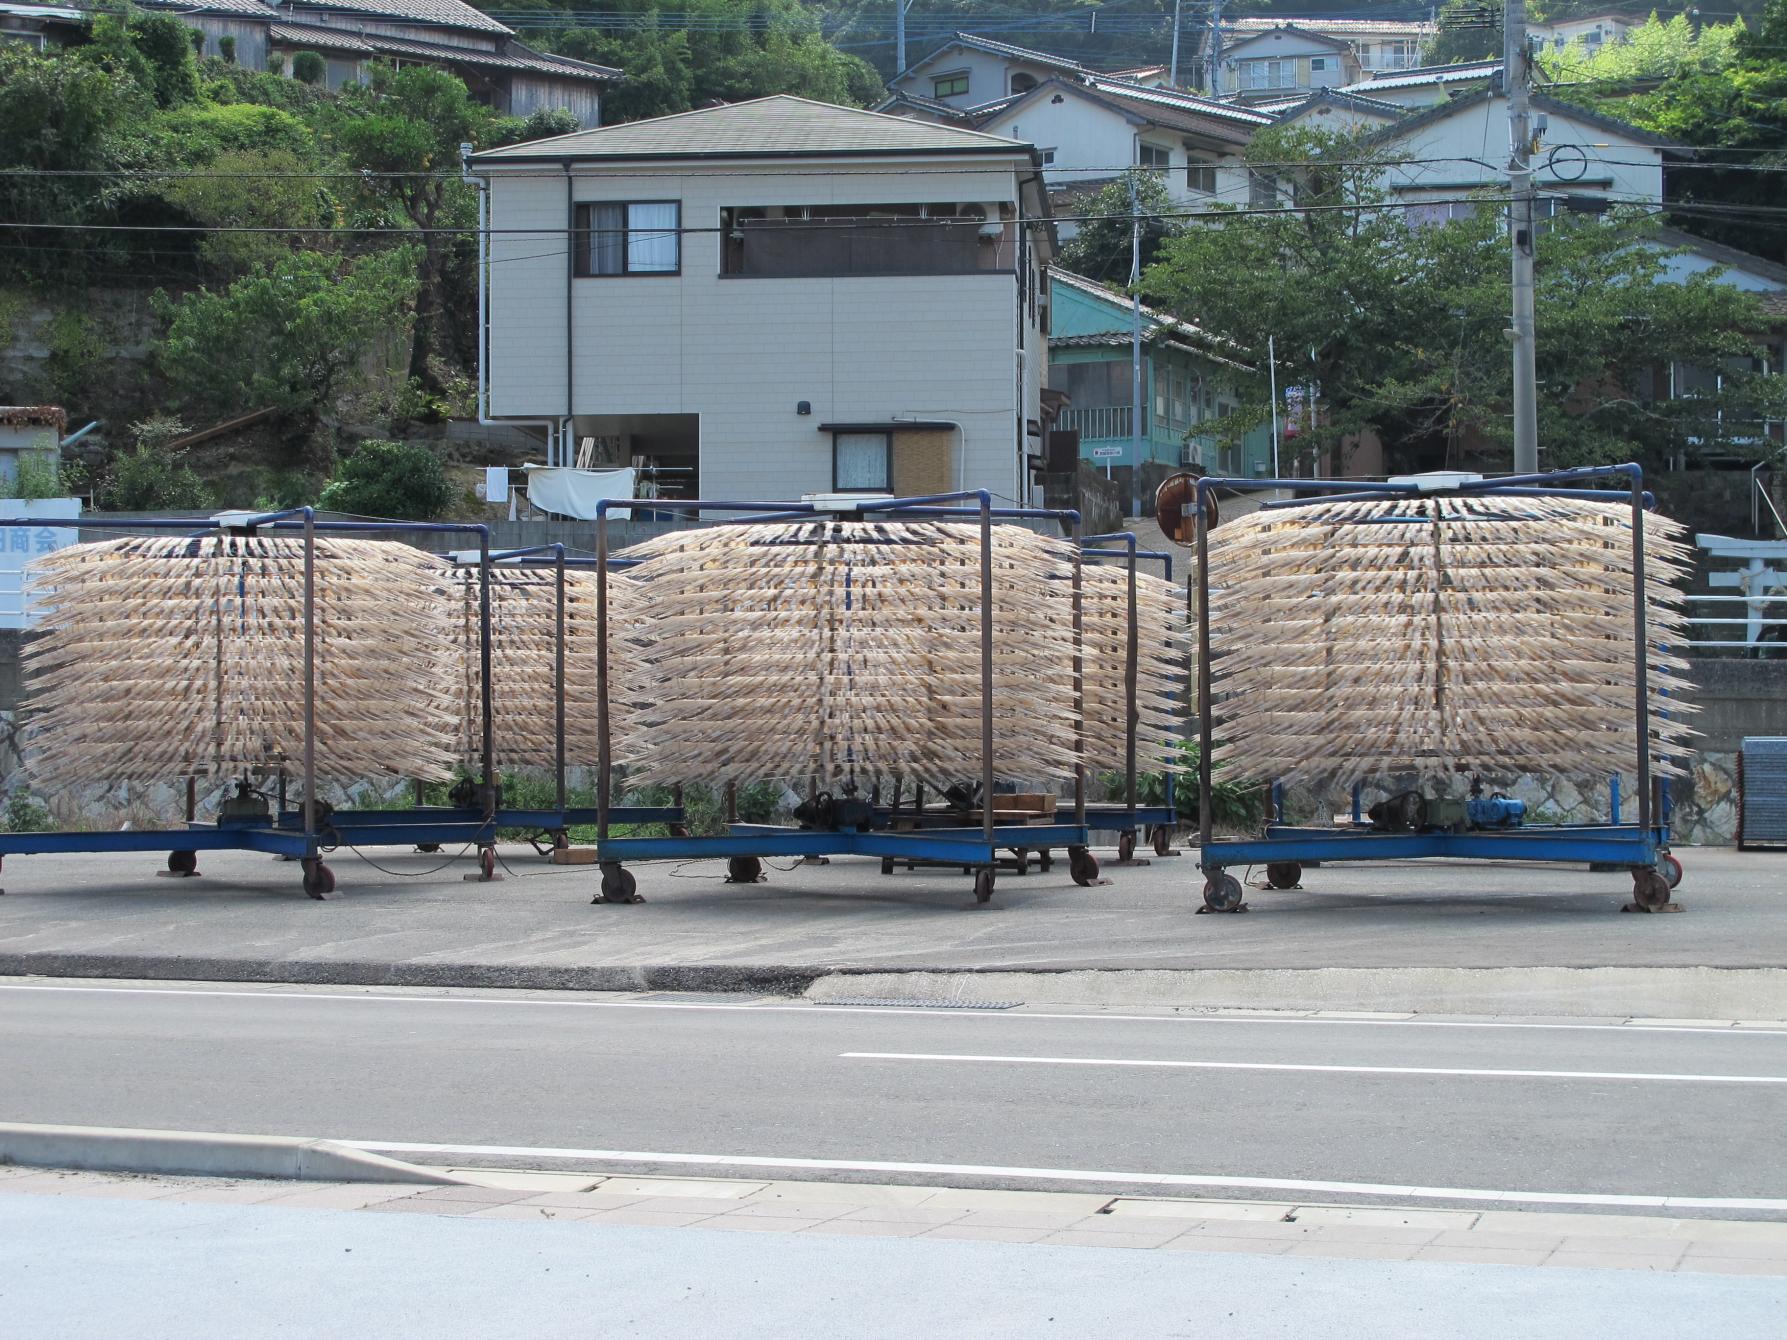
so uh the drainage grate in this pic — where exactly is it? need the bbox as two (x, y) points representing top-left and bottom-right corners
(830, 997), (1021, 1011)
(635, 992), (768, 1003)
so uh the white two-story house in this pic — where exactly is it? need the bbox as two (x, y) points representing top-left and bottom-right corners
(469, 97), (1056, 506)
(1210, 25), (1362, 103)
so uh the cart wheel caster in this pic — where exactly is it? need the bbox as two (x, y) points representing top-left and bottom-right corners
(1265, 861), (1302, 890)
(1152, 827), (1173, 857)
(166, 850), (198, 877)
(1068, 847), (1100, 887)
(669, 823), (690, 839)
(1200, 871), (1246, 913)
(1624, 868), (1675, 913)
(594, 863), (641, 904)
(880, 857), (895, 875)
(1013, 848), (1030, 875)
(973, 869), (995, 904)
(1657, 852), (1683, 890)
(727, 856), (763, 884)
(551, 830), (570, 853)
(301, 859), (335, 900)
(415, 843), (441, 854)
(1117, 832), (1136, 863)
(481, 848), (497, 879)
(1038, 850), (1054, 873)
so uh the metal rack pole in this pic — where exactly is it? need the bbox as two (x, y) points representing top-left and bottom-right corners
(302, 507), (316, 849)
(1071, 513), (1086, 829)
(595, 504), (611, 845)
(478, 528), (495, 826)
(1195, 481), (1214, 856)
(979, 489), (995, 853)
(1125, 538), (1139, 832)
(555, 544), (567, 816)
(1631, 465), (1652, 837)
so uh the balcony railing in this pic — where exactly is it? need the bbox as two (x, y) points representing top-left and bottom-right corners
(1057, 405), (1134, 441)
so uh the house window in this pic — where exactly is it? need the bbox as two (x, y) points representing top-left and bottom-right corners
(574, 201), (680, 276)
(721, 203), (1003, 277)
(1010, 72), (1037, 94)
(933, 71), (969, 98)
(1185, 158), (1216, 194)
(1040, 147), (1056, 167)
(1138, 143), (1171, 172)
(833, 431), (892, 492)
(1310, 57), (1327, 72)
(1248, 170), (1277, 208)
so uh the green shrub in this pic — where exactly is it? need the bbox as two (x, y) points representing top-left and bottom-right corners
(44, 310), (107, 405)
(102, 415), (212, 511)
(2, 788), (53, 833)
(268, 52), (285, 76)
(11, 448), (63, 500)
(219, 34), (236, 63)
(129, 12), (202, 108)
(153, 103), (313, 160)
(317, 439), (453, 519)
(1114, 741), (1267, 834)
(290, 51), (325, 85)
(188, 28), (205, 55)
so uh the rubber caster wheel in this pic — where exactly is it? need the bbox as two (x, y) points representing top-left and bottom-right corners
(1657, 852), (1683, 890)
(415, 843), (442, 854)
(1627, 868), (1672, 912)
(727, 855), (763, 884)
(301, 860), (335, 900)
(880, 857), (895, 876)
(668, 823), (691, 839)
(1201, 872), (1245, 913)
(1152, 827), (1172, 857)
(551, 831), (570, 853)
(1265, 861), (1302, 890)
(1012, 848), (1030, 876)
(973, 869), (995, 904)
(1068, 848), (1099, 887)
(1117, 832), (1136, 862)
(167, 850), (198, 876)
(1038, 850), (1054, 873)
(480, 848), (497, 880)
(595, 863), (641, 904)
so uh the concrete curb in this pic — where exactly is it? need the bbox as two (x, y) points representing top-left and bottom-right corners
(807, 965), (1787, 1020)
(0, 1122), (470, 1184)
(6, 954), (1787, 1021)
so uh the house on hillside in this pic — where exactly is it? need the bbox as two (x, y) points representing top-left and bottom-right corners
(1367, 87), (1667, 217)
(1531, 11), (1636, 54)
(1047, 270), (1269, 496)
(884, 32), (1091, 109)
(1335, 60), (1502, 109)
(972, 76), (1272, 225)
(1219, 16), (1433, 80)
(1262, 87), (1403, 136)
(0, 2), (85, 49)
(1208, 25), (1361, 103)
(128, 0), (617, 125)
(468, 97), (1058, 505)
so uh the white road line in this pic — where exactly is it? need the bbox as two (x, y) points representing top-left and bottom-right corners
(1, 981), (1783, 1038)
(842, 1051), (1787, 1085)
(344, 1139), (1787, 1212)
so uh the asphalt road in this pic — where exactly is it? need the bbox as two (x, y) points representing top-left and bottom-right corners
(5, 978), (1786, 1210)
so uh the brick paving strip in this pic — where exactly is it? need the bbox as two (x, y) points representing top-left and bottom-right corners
(5, 1163), (1786, 1275)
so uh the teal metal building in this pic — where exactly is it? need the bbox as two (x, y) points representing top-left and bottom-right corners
(1047, 269), (1272, 485)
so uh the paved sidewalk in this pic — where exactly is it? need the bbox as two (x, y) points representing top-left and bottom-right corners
(0, 845), (1780, 998)
(5, 1165), (1786, 1274)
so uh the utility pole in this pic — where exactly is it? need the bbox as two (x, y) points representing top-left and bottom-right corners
(1206, 0), (1225, 94)
(1130, 173), (1145, 519)
(1169, 0), (1184, 86)
(895, 0), (906, 73)
(1505, 0), (1539, 473)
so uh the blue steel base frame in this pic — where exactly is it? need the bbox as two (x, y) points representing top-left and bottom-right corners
(589, 492), (1100, 905)
(1188, 465), (1681, 915)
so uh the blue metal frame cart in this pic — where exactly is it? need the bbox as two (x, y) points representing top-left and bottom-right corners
(588, 491), (1095, 905)
(1189, 465), (1679, 915)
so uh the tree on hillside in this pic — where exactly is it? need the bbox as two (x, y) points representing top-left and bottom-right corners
(153, 247), (418, 426)
(1055, 170), (1182, 285)
(1425, 0), (1501, 66)
(545, 0), (882, 121)
(1611, 0), (1787, 263)
(329, 64), (494, 392)
(1541, 13), (1746, 85)
(1139, 127), (1784, 472)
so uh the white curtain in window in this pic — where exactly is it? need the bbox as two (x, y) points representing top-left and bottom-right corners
(627, 202), (679, 272)
(835, 433), (889, 490)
